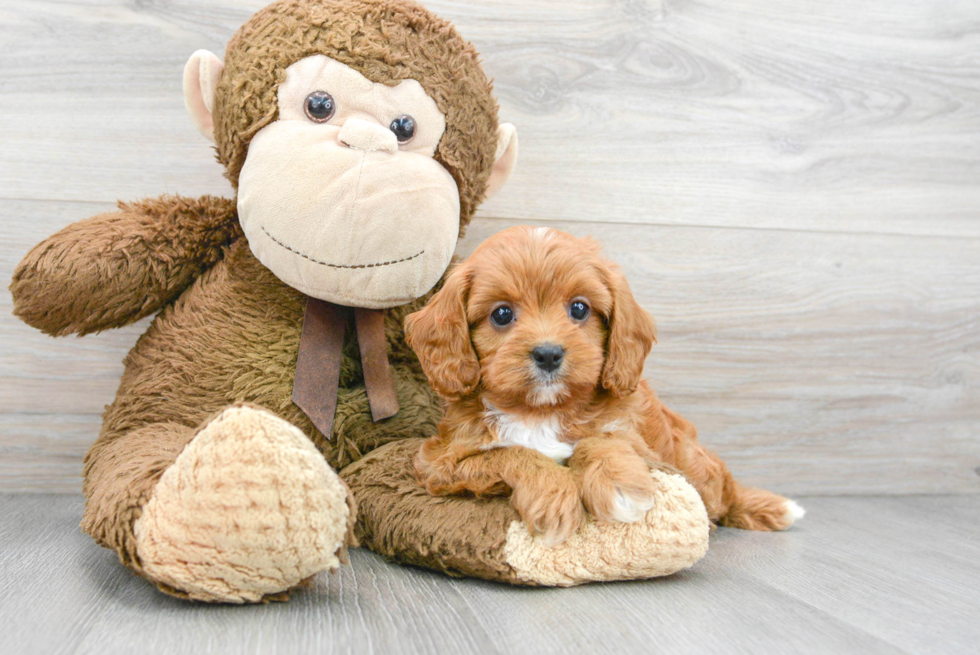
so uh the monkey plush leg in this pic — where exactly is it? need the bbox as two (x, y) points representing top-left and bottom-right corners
(83, 405), (353, 603)
(343, 439), (711, 587)
(11, 195), (240, 336)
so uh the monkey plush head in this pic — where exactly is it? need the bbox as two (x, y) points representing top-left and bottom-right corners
(183, 0), (518, 308)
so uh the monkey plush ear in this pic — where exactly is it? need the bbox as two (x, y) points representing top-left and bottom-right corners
(484, 124), (518, 201)
(183, 50), (225, 142)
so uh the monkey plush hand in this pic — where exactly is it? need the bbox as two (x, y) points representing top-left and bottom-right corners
(10, 0), (708, 603)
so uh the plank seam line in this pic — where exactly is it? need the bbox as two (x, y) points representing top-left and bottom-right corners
(475, 214), (980, 242)
(2, 199), (978, 242)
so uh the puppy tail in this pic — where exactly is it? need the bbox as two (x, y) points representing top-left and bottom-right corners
(720, 482), (805, 532)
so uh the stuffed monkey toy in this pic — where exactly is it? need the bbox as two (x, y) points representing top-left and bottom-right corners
(10, 0), (709, 603)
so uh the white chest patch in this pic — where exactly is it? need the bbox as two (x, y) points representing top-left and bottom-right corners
(482, 405), (574, 463)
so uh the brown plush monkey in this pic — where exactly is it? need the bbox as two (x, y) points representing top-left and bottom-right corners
(10, 0), (709, 603)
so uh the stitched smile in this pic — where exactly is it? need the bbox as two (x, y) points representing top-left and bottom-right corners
(261, 226), (424, 269)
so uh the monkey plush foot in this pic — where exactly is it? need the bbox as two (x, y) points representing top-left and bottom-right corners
(133, 405), (352, 603)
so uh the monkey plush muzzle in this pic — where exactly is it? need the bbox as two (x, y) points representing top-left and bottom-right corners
(235, 54), (462, 308)
(238, 118), (460, 308)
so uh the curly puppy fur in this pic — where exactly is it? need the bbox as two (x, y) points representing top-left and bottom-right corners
(405, 227), (805, 544)
(9, 0), (501, 600)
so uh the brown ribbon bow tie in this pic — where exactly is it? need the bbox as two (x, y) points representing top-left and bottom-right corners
(292, 297), (400, 438)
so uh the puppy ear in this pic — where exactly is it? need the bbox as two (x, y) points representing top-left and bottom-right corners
(601, 267), (657, 397)
(405, 264), (481, 400)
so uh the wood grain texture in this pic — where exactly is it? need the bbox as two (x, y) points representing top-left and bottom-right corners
(1, 0), (979, 494)
(2, 493), (979, 654)
(3, 201), (978, 494)
(1, 0), (978, 236)
(461, 219), (980, 496)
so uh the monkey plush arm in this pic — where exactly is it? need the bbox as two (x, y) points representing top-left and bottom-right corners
(10, 195), (241, 336)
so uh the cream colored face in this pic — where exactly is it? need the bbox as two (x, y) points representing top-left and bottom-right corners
(236, 55), (460, 307)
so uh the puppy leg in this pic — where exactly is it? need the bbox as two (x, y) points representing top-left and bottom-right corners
(415, 446), (511, 498)
(569, 437), (660, 524)
(658, 407), (804, 531)
(418, 444), (585, 545)
(505, 456), (587, 546)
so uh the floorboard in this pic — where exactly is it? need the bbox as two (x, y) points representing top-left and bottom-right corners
(1, 494), (977, 655)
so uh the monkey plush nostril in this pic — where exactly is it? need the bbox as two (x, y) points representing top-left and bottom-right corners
(531, 344), (564, 373)
(337, 117), (398, 154)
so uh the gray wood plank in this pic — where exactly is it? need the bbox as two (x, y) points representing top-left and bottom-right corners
(463, 219), (980, 497)
(2, 201), (979, 494)
(0, 0), (977, 237)
(703, 496), (980, 654)
(5, 494), (979, 654)
(429, 560), (900, 655)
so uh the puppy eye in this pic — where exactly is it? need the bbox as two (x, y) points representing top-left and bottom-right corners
(569, 300), (590, 321)
(490, 305), (514, 327)
(390, 115), (416, 144)
(304, 91), (336, 123)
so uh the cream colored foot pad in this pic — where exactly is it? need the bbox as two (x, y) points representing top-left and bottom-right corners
(504, 470), (710, 586)
(134, 406), (350, 603)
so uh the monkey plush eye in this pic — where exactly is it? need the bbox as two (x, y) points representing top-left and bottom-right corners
(489, 305), (514, 327)
(569, 300), (590, 321)
(389, 115), (416, 144)
(304, 91), (336, 123)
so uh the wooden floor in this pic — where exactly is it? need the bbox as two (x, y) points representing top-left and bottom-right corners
(0, 494), (976, 655)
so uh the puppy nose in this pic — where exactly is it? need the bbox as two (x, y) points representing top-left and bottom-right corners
(531, 344), (564, 373)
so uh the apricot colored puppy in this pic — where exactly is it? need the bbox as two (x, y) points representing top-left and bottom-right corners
(405, 227), (804, 544)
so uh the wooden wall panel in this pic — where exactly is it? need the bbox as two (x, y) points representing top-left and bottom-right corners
(1, 0), (978, 493)
(3, 200), (978, 494)
(1, 0), (977, 235)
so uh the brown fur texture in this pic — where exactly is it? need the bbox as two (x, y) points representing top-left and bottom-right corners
(406, 227), (802, 543)
(346, 438), (710, 585)
(8, 1), (714, 600)
(8, 0), (501, 601)
(10, 195), (241, 336)
(345, 439), (523, 582)
(65, 233), (443, 577)
(213, 0), (499, 232)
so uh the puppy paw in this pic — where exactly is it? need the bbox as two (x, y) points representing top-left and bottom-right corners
(583, 474), (658, 524)
(577, 454), (659, 524)
(511, 469), (585, 546)
(608, 485), (658, 523)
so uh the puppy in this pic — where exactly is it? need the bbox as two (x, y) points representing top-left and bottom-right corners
(405, 226), (804, 544)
